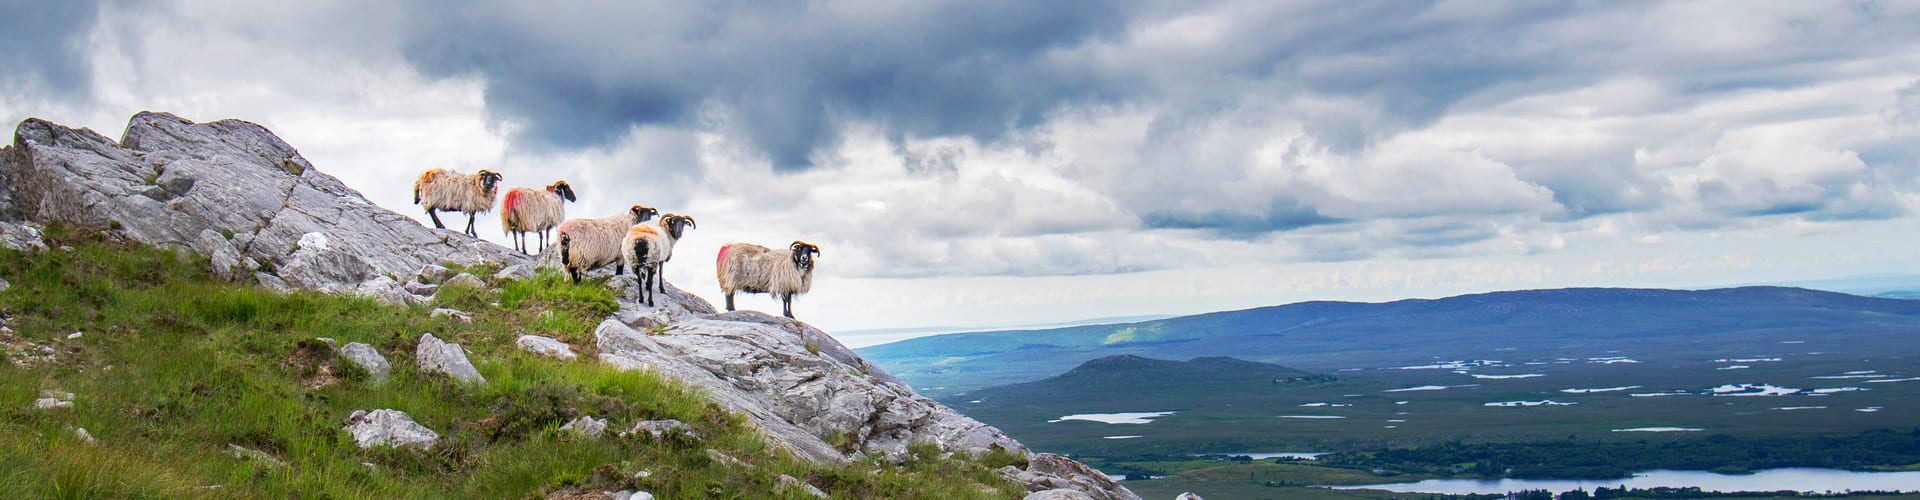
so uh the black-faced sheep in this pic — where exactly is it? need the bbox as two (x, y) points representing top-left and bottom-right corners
(716, 241), (820, 319)
(555, 205), (658, 283)
(413, 168), (502, 237)
(621, 214), (696, 307)
(500, 180), (577, 254)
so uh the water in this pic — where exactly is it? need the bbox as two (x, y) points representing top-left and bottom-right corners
(1325, 468), (1920, 495)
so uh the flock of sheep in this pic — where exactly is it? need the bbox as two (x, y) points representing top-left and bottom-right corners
(412, 168), (821, 319)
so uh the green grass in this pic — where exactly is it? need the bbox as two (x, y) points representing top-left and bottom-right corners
(0, 224), (1025, 499)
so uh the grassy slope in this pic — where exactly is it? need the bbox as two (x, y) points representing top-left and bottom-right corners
(0, 226), (1024, 499)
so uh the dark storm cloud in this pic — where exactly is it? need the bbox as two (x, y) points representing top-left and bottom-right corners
(0, 0), (100, 98)
(394, 0), (1129, 169)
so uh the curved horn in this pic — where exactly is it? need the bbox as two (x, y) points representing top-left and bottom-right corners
(681, 215), (696, 229)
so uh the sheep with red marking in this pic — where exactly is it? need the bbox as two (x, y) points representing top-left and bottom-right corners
(500, 180), (577, 254)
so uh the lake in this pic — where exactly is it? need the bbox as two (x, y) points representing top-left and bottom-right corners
(1326, 468), (1920, 495)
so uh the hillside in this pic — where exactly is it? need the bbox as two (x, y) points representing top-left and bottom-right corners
(0, 112), (1140, 499)
(958, 355), (1332, 409)
(861, 286), (1920, 396)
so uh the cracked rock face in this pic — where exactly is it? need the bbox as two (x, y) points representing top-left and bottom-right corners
(0, 112), (528, 290)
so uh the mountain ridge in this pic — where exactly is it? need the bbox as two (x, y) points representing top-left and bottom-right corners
(862, 285), (1920, 397)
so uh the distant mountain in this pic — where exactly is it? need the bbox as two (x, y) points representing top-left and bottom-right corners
(954, 355), (1332, 408)
(859, 286), (1920, 397)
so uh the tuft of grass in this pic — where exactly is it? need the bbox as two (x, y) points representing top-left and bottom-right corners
(0, 226), (1022, 498)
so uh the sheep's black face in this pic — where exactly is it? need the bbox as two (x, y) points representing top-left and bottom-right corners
(630, 205), (659, 223)
(550, 181), (576, 202)
(665, 215), (695, 239)
(479, 170), (502, 191)
(790, 241), (819, 272)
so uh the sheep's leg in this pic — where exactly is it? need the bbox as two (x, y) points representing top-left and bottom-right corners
(426, 208), (446, 229)
(782, 293), (795, 319)
(464, 213), (478, 237)
(725, 292), (735, 312)
(568, 265), (581, 284)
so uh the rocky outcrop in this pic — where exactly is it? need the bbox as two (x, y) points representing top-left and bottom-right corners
(592, 278), (1137, 499)
(1, 112), (1133, 500)
(0, 112), (530, 292)
(338, 342), (391, 383)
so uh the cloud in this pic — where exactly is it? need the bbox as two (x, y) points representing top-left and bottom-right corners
(0, 0), (100, 100)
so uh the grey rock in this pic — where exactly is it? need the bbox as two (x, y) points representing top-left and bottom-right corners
(296, 231), (329, 251)
(39, 389), (73, 400)
(705, 448), (745, 467)
(596, 284), (1018, 465)
(430, 308), (473, 323)
(32, 398), (70, 410)
(416, 333), (485, 384)
(1006, 454), (1139, 500)
(1174, 493), (1204, 500)
(777, 474), (829, 498)
(227, 444), (287, 468)
(440, 273), (485, 291)
(515, 334), (577, 360)
(414, 264), (454, 283)
(623, 419), (691, 439)
(65, 331), (80, 339)
(74, 427), (97, 445)
(355, 276), (420, 306)
(0, 112), (528, 293)
(338, 342), (390, 383)
(194, 229), (246, 280)
(314, 337), (337, 348)
(493, 263), (536, 281)
(0, 221), (47, 251)
(559, 415), (607, 439)
(0, 278), (8, 293)
(343, 409), (439, 450)
(254, 272), (291, 293)
(402, 280), (439, 296)
(1025, 490), (1097, 500)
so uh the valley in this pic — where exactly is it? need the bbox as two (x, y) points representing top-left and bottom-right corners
(859, 287), (1920, 497)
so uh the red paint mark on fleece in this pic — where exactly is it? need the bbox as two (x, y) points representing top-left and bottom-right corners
(716, 244), (732, 268)
(501, 188), (523, 213)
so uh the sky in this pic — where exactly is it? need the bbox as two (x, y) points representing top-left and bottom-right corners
(5, 1), (1920, 343)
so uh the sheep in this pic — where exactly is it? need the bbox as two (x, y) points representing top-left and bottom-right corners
(716, 240), (820, 319)
(621, 214), (696, 307)
(500, 180), (577, 254)
(555, 205), (659, 283)
(413, 168), (503, 237)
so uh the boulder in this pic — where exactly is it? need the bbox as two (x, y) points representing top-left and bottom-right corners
(337, 342), (390, 383)
(494, 263), (536, 281)
(440, 273), (485, 291)
(559, 415), (607, 439)
(402, 281), (439, 296)
(343, 409), (438, 450)
(0, 112), (529, 292)
(0, 278), (7, 293)
(1007, 454), (1139, 500)
(1025, 490), (1097, 500)
(414, 264), (455, 283)
(622, 419), (692, 439)
(193, 229), (248, 280)
(228, 444), (288, 468)
(416, 333), (485, 384)
(777, 474), (829, 498)
(73, 427), (97, 445)
(355, 276), (420, 306)
(1175, 493), (1204, 500)
(515, 334), (577, 360)
(33, 398), (70, 410)
(0, 221), (47, 251)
